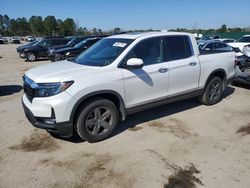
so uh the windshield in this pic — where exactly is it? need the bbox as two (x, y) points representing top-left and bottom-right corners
(67, 37), (77, 45)
(238, 36), (250, 43)
(74, 39), (88, 48)
(74, 38), (134, 67)
(198, 43), (206, 49)
(32, 40), (41, 46)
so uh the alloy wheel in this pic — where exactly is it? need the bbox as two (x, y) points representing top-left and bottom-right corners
(208, 81), (221, 102)
(85, 107), (113, 136)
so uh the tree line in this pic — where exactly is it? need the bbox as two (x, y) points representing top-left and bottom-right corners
(169, 24), (250, 34)
(0, 14), (123, 37)
(1, 14), (249, 37)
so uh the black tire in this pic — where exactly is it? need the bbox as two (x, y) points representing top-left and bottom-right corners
(199, 76), (224, 105)
(26, 52), (36, 62)
(76, 98), (119, 143)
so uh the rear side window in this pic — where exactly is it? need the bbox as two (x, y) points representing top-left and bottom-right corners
(205, 43), (214, 50)
(164, 36), (193, 61)
(215, 42), (227, 49)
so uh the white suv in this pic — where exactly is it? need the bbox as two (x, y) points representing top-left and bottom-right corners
(22, 32), (235, 142)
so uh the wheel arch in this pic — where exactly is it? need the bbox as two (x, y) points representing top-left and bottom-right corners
(25, 50), (38, 58)
(70, 90), (126, 125)
(204, 69), (227, 90)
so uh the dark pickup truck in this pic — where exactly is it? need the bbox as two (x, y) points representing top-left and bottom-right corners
(17, 40), (38, 57)
(47, 37), (86, 54)
(48, 37), (102, 62)
(21, 37), (70, 62)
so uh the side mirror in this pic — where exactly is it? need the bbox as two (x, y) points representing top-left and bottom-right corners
(125, 58), (144, 69)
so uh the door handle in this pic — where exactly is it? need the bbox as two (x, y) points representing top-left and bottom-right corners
(189, 62), (197, 66)
(158, 67), (168, 73)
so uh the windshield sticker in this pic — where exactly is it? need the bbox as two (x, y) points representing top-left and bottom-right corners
(113, 42), (127, 48)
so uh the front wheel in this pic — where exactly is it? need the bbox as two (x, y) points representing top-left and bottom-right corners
(76, 98), (119, 143)
(26, 52), (36, 62)
(199, 76), (224, 105)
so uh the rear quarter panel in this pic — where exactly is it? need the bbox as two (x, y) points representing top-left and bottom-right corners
(198, 52), (235, 88)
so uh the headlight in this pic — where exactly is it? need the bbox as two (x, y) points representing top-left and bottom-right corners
(49, 49), (55, 53)
(66, 52), (70, 56)
(35, 81), (74, 97)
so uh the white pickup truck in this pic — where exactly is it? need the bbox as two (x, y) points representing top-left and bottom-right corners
(22, 32), (236, 142)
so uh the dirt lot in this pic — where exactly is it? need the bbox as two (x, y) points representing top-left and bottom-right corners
(0, 43), (250, 188)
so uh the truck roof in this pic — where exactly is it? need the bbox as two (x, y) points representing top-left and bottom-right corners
(108, 31), (193, 39)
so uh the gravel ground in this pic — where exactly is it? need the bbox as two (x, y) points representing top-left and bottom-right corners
(0, 43), (250, 188)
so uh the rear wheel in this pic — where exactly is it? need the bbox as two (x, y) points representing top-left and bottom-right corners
(26, 52), (36, 62)
(199, 76), (223, 105)
(76, 98), (119, 143)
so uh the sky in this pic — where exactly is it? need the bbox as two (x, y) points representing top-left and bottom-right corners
(1, 0), (250, 31)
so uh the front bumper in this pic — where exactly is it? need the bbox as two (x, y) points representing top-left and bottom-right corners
(234, 75), (250, 85)
(48, 53), (56, 62)
(22, 99), (73, 137)
(19, 52), (26, 58)
(48, 53), (64, 62)
(234, 66), (250, 85)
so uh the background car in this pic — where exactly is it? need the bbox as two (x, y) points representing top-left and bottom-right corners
(47, 36), (87, 55)
(216, 38), (236, 43)
(228, 35), (250, 56)
(234, 45), (250, 85)
(1, 37), (9, 43)
(27, 36), (36, 42)
(201, 35), (220, 40)
(197, 35), (220, 46)
(0, 38), (4, 44)
(10, 37), (21, 44)
(22, 37), (70, 61)
(16, 40), (38, 57)
(198, 40), (233, 52)
(49, 37), (103, 62)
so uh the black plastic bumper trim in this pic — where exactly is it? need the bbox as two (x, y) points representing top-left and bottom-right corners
(22, 100), (73, 137)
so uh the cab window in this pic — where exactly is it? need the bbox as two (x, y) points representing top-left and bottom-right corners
(164, 36), (193, 61)
(124, 37), (162, 66)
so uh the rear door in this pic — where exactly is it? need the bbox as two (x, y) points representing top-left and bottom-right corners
(164, 36), (200, 96)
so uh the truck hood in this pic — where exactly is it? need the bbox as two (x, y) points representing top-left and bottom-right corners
(56, 47), (74, 54)
(16, 43), (33, 52)
(25, 60), (100, 83)
(49, 44), (69, 52)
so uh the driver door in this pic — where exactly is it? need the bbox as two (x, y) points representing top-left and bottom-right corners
(121, 37), (169, 108)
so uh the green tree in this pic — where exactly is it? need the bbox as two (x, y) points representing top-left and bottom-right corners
(98, 29), (103, 36)
(0, 15), (11, 35)
(59, 18), (76, 36)
(44, 16), (57, 36)
(29, 16), (44, 36)
(217, 24), (227, 33)
(113, 27), (121, 34)
(92, 28), (98, 35)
